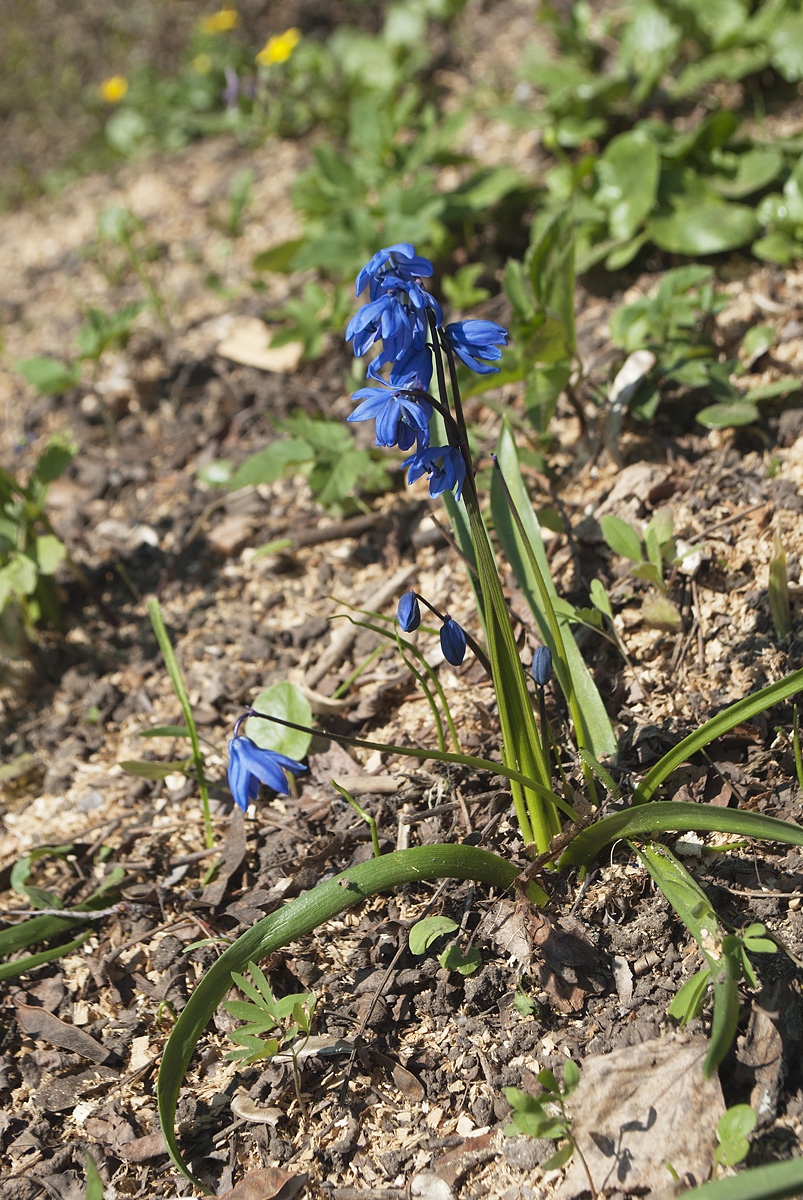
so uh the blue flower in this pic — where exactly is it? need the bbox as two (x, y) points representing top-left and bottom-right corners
(440, 617), (466, 666)
(356, 244), (434, 300)
(444, 320), (508, 374)
(532, 646), (553, 687)
(347, 383), (432, 451)
(346, 284), (442, 367)
(401, 445), (466, 501)
(397, 591), (421, 632)
(385, 345), (433, 392)
(227, 735), (305, 812)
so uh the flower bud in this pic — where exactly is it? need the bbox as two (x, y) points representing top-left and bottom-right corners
(440, 617), (466, 666)
(397, 591), (421, 632)
(532, 646), (553, 687)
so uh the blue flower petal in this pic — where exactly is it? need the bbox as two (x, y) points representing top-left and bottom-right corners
(227, 736), (305, 813)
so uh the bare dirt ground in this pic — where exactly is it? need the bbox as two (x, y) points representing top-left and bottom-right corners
(2, 4), (803, 1199)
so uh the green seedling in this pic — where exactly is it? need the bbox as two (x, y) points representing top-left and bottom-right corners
(409, 915), (482, 976)
(768, 523), (792, 641)
(263, 281), (351, 362)
(715, 1104), (756, 1170)
(0, 433), (77, 646)
(224, 960), (316, 1116)
(601, 508), (690, 630)
(505, 1061), (597, 1196)
(85, 1153), (103, 1200)
(220, 412), (393, 514)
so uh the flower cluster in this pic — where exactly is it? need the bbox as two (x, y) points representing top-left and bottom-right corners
(345, 243), (508, 503)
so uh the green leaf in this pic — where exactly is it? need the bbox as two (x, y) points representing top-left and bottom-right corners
(742, 324), (776, 362)
(439, 945), (482, 975)
(752, 231), (802, 266)
(675, 1156), (803, 1199)
(85, 1153), (104, 1200)
(770, 13), (803, 81)
(711, 149), (784, 200)
(409, 915), (458, 954)
(668, 968), (711, 1024)
(715, 1104), (757, 1168)
(138, 725), (192, 738)
(697, 401), (760, 429)
(35, 534), (66, 575)
(648, 202), (760, 256)
(33, 435), (78, 484)
(245, 682), (312, 761)
(492, 424), (616, 762)
(15, 357), (80, 395)
(230, 440), (312, 490)
(560, 800), (803, 871)
(543, 1142), (575, 1171)
(596, 129), (660, 240)
(252, 241), (308, 275)
(589, 579), (613, 621)
(601, 514), (643, 563)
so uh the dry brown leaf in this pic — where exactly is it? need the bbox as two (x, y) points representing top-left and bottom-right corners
(217, 1166), (307, 1200)
(558, 1034), (724, 1198)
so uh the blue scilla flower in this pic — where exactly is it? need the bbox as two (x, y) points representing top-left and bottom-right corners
(444, 319), (508, 374)
(227, 734), (306, 813)
(401, 445), (466, 501)
(384, 344), (433, 392)
(356, 243), (434, 300)
(347, 383), (432, 451)
(532, 645), (553, 687)
(347, 285), (442, 368)
(440, 616), (467, 666)
(397, 590), (421, 632)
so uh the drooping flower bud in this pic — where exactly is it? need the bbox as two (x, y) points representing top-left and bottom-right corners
(397, 590), (421, 632)
(440, 616), (467, 666)
(532, 645), (553, 687)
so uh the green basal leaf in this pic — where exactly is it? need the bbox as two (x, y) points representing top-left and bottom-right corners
(668, 968), (711, 1024)
(543, 1142), (574, 1171)
(560, 801), (803, 869)
(247, 682), (312, 761)
(677, 1155), (803, 1199)
(631, 668), (803, 806)
(138, 725), (192, 738)
(85, 1153), (104, 1200)
(596, 129), (660, 241)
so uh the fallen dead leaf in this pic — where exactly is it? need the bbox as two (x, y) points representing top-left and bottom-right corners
(217, 1166), (307, 1200)
(558, 1034), (724, 1198)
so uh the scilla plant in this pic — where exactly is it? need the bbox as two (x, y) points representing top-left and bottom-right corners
(158, 246), (803, 1192)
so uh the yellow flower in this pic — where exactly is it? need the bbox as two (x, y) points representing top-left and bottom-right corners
(192, 54), (213, 74)
(200, 7), (239, 35)
(256, 27), (301, 66)
(100, 75), (128, 104)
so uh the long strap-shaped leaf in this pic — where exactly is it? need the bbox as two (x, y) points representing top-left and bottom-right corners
(676, 1156), (803, 1200)
(635, 843), (739, 1078)
(632, 668), (803, 805)
(559, 801), (803, 868)
(158, 844), (538, 1192)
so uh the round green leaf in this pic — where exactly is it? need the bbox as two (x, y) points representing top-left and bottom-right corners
(649, 203), (759, 255)
(246, 682), (312, 761)
(409, 915), (458, 955)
